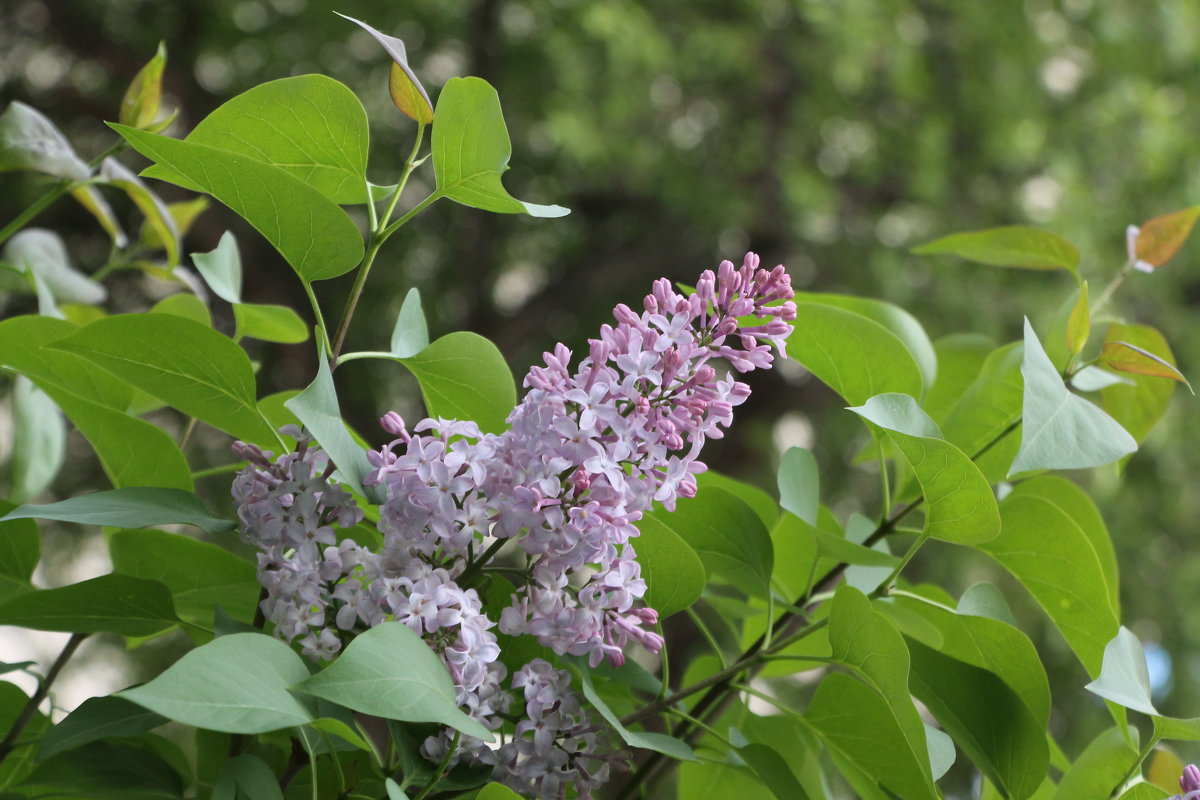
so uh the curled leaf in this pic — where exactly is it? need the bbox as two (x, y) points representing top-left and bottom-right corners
(1128, 206), (1200, 271)
(1101, 340), (1192, 391)
(0, 101), (90, 181)
(336, 12), (433, 123)
(99, 157), (180, 267)
(3, 228), (106, 306)
(120, 41), (167, 129)
(140, 197), (209, 251)
(70, 184), (128, 248)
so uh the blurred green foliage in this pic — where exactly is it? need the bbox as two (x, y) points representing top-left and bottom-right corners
(4, 0), (1200, 766)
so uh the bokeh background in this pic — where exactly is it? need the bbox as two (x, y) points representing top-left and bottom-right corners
(3, 0), (1200, 785)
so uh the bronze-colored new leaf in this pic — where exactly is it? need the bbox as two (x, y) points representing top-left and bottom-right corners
(1134, 206), (1200, 269)
(336, 13), (433, 124)
(1101, 339), (1191, 390)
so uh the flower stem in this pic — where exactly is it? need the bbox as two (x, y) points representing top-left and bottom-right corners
(0, 633), (87, 767)
(412, 730), (460, 800)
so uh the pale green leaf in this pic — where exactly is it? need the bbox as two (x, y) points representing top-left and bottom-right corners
(292, 621), (492, 741)
(1086, 627), (1159, 716)
(633, 513), (706, 618)
(2, 487), (235, 534)
(391, 287), (429, 358)
(120, 41), (167, 129)
(284, 354), (376, 498)
(0, 101), (90, 180)
(191, 231), (242, 304)
(1010, 318), (1136, 475)
(9, 376), (65, 503)
(777, 446), (819, 526)
(577, 669), (697, 760)
(122, 632), (312, 733)
(233, 303), (309, 344)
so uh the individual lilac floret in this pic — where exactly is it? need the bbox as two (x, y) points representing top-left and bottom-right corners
(1173, 764), (1200, 800)
(230, 426), (366, 660)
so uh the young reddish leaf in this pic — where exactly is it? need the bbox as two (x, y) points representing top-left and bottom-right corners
(1101, 339), (1192, 391)
(1129, 206), (1200, 270)
(336, 13), (433, 124)
(119, 41), (167, 129)
(1067, 281), (1089, 356)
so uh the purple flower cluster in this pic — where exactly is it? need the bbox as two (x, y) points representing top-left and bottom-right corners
(1173, 764), (1200, 800)
(232, 254), (794, 798)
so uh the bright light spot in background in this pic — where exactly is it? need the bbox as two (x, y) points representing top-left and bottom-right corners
(773, 411), (814, 454)
(1020, 174), (1063, 223)
(493, 262), (547, 314)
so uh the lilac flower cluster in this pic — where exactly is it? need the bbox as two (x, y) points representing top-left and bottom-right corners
(1173, 764), (1200, 800)
(231, 254), (795, 798)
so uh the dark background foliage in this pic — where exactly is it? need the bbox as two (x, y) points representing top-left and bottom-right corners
(4, 0), (1200, 765)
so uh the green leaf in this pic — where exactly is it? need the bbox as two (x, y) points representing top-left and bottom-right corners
(633, 512), (706, 618)
(475, 784), (524, 800)
(42, 384), (194, 490)
(146, 75), (370, 204)
(913, 226), (1080, 272)
(54, 313), (278, 445)
(120, 41), (167, 129)
(385, 777), (411, 800)
(391, 287), (429, 358)
(923, 334), (995, 423)
(643, 487), (773, 599)
(234, 303), (309, 344)
(1101, 324), (1179, 445)
(740, 742), (812, 800)
(979, 476), (1120, 676)
(293, 621), (491, 741)
(72, 183), (128, 247)
(777, 447), (819, 526)
(0, 101), (90, 180)
(786, 302), (924, 405)
(1067, 281), (1090, 355)
(122, 632), (312, 733)
(3, 228), (106, 305)
(3, 487), (235, 534)
(1071, 366), (1134, 392)
(825, 586), (934, 791)
(794, 292), (937, 391)
(0, 573), (179, 636)
(191, 231), (242, 304)
(397, 331), (517, 434)
(768, 512), (818, 600)
(1086, 627), (1159, 716)
(151, 293), (212, 327)
(100, 157), (180, 268)
(695, 471), (778, 531)
(9, 376), (66, 502)
(0, 506), (38, 590)
(213, 754), (284, 800)
(576, 669), (697, 761)
(111, 124), (364, 281)
(1010, 318), (1136, 475)
(431, 77), (569, 217)
(907, 638), (1048, 800)
(848, 393), (1000, 544)
(19, 740), (184, 799)
(805, 672), (937, 800)
(37, 695), (167, 761)
(0, 316), (130, 410)
(925, 724), (956, 781)
(1117, 784), (1171, 800)
(284, 354), (375, 498)
(108, 529), (259, 629)
(1052, 727), (1140, 800)
(0, 681), (49, 789)
(142, 196), (210, 251)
